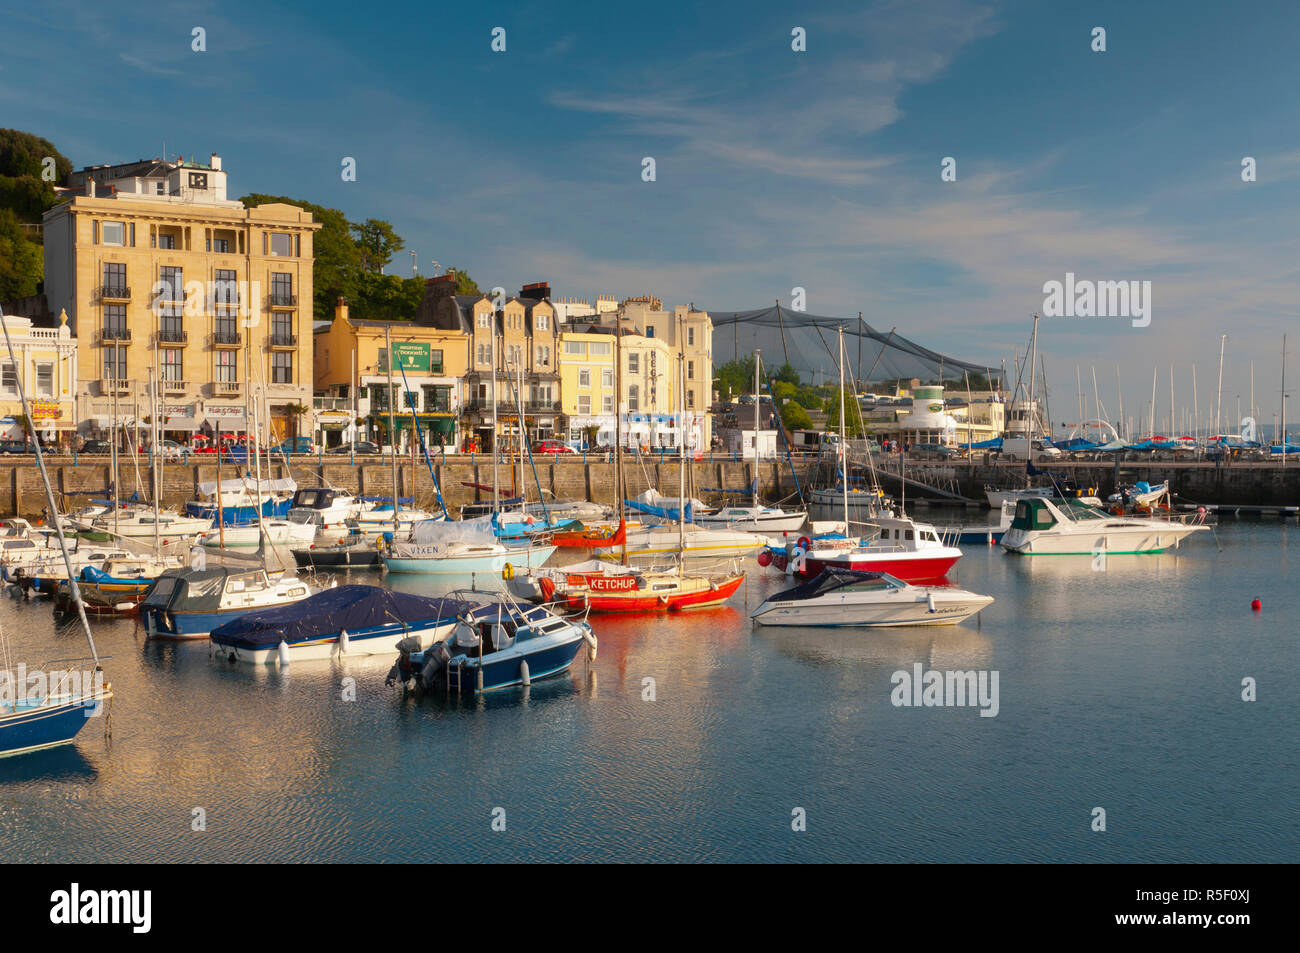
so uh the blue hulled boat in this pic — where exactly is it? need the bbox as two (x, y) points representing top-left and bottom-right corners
(139, 567), (314, 640)
(0, 685), (111, 758)
(390, 590), (596, 694)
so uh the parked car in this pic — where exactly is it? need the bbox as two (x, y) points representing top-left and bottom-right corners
(911, 442), (957, 458)
(533, 440), (576, 455)
(0, 441), (31, 455)
(327, 441), (380, 455)
(79, 439), (112, 454)
(272, 437), (316, 455)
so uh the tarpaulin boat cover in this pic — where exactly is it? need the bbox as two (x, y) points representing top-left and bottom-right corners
(769, 568), (891, 602)
(197, 476), (297, 497)
(209, 585), (477, 649)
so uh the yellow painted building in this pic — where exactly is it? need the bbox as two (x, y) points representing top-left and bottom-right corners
(42, 153), (319, 442)
(313, 299), (469, 449)
(0, 312), (78, 444)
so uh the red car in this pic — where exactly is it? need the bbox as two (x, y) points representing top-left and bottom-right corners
(533, 440), (576, 455)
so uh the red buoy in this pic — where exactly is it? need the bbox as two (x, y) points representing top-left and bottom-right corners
(757, 549), (772, 567)
(1251, 599), (1262, 612)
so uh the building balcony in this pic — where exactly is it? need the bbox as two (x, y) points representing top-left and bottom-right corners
(210, 330), (242, 348)
(211, 381), (243, 397)
(161, 379), (190, 395)
(267, 333), (298, 350)
(267, 293), (297, 309)
(99, 378), (132, 395)
(96, 326), (132, 345)
(97, 284), (131, 301)
(156, 328), (189, 345)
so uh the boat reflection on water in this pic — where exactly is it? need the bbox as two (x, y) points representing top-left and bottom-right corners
(1006, 550), (1191, 581)
(755, 621), (994, 672)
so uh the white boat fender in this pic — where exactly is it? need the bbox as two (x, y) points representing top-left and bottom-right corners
(582, 627), (598, 662)
(520, 659), (531, 687)
(926, 593), (937, 613)
(277, 640), (291, 666)
(337, 629), (349, 655)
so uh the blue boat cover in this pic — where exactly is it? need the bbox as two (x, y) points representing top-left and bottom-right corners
(624, 499), (693, 521)
(209, 585), (477, 649)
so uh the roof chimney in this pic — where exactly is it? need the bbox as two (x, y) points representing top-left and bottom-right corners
(335, 296), (348, 322)
(86, 177), (96, 198)
(210, 153), (222, 171)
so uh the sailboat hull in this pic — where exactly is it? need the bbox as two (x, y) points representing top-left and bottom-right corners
(0, 690), (111, 758)
(562, 574), (744, 613)
(382, 545), (557, 575)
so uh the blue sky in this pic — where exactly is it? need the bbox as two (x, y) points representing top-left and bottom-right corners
(4, 0), (1299, 432)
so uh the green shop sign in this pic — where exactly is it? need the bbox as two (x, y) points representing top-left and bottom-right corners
(391, 342), (430, 372)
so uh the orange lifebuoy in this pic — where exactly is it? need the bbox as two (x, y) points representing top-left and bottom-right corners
(797, 536), (812, 551)
(538, 576), (556, 602)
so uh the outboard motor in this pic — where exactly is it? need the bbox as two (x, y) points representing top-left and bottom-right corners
(419, 641), (452, 691)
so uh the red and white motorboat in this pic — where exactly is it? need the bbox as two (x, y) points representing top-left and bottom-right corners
(762, 515), (962, 582)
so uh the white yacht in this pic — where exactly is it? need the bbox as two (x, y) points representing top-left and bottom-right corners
(1000, 497), (1208, 555)
(752, 569), (993, 628)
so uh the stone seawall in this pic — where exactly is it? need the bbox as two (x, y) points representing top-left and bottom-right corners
(3, 456), (816, 518)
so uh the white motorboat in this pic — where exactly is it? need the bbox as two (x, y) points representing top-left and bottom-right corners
(89, 508), (212, 540)
(198, 520), (298, 548)
(592, 522), (766, 560)
(1000, 497), (1208, 555)
(693, 503), (806, 533)
(752, 568), (993, 627)
(351, 505), (437, 538)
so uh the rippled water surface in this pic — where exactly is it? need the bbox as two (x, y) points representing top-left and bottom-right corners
(0, 518), (1294, 862)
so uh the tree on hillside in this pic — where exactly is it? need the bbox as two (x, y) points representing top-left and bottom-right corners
(240, 193), (361, 322)
(354, 272), (425, 322)
(780, 401), (813, 431)
(447, 268), (480, 295)
(774, 361), (800, 385)
(824, 387), (867, 438)
(352, 218), (404, 274)
(0, 129), (72, 223)
(0, 209), (43, 299)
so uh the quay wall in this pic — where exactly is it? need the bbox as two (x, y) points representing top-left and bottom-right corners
(5, 454), (1300, 518)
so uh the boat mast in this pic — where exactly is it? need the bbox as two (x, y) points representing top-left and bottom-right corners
(615, 320), (626, 565)
(491, 316), (499, 512)
(149, 365), (160, 557)
(111, 384), (119, 537)
(838, 327), (848, 530)
(0, 308), (100, 664)
(753, 349), (761, 511)
(1282, 333), (1288, 467)
(386, 325), (399, 535)
(677, 310), (686, 575)
(1026, 314), (1038, 487)
(1215, 333), (1227, 438)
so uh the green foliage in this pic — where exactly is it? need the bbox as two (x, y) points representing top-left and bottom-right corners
(239, 194), (478, 323)
(354, 272), (425, 322)
(823, 387), (867, 438)
(352, 218), (405, 274)
(780, 401), (813, 430)
(0, 208), (43, 299)
(0, 129), (72, 223)
(774, 361), (800, 385)
(449, 269), (480, 295)
(713, 356), (757, 399)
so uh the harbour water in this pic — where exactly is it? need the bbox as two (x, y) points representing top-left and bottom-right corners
(0, 519), (1294, 863)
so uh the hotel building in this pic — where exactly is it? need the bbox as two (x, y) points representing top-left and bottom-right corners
(42, 153), (318, 442)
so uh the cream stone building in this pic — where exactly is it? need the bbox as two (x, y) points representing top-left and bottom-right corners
(42, 153), (319, 443)
(0, 312), (78, 445)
